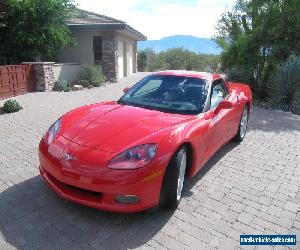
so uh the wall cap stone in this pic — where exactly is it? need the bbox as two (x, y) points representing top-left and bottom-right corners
(22, 62), (55, 65)
(54, 63), (81, 66)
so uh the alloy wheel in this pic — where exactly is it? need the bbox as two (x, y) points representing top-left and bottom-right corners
(176, 151), (187, 201)
(240, 108), (248, 138)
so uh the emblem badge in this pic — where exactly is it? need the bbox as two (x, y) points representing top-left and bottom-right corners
(64, 153), (76, 161)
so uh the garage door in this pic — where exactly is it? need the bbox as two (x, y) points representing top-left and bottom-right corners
(118, 41), (124, 79)
(127, 43), (134, 76)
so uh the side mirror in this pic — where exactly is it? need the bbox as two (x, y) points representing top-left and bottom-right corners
(123, 87), (130, 94)
(214, 100), (233, 114)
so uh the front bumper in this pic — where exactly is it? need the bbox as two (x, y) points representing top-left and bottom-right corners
(39, 137), (164, 213)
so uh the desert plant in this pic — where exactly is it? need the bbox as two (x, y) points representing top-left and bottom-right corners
(78, 65), (105, 86)
(53, 80), (70, 92)
(2, 100), (23, 113)
(270, 56), (300, 114)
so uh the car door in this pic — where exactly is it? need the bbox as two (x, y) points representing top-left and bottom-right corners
(206, 80), (235, 156)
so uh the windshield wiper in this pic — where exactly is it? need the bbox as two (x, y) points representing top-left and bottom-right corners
(117, 99), (128, 105)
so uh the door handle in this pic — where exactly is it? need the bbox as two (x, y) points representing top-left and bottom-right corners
(204, 112), (214, 120)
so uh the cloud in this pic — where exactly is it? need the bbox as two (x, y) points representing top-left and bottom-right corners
(76, 0), (235, 39)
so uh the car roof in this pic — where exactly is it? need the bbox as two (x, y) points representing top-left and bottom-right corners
(152, 70), (224, 82)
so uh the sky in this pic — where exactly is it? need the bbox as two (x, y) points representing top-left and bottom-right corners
(76, 0), (235, 40)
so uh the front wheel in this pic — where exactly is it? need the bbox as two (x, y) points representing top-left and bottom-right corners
(233, 105), (249, 142)
(160, 147), (187, 210)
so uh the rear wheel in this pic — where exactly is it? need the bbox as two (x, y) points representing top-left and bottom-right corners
(233, 105), (249, 142)
(160, 147), (187, 209)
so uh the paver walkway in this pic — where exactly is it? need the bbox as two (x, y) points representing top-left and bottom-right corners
(0, 73), (299, 249)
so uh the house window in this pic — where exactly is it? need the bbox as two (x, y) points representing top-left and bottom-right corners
(93, 36), (102, 65)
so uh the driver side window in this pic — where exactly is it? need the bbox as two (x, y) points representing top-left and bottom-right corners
(210, 81), (227, 109)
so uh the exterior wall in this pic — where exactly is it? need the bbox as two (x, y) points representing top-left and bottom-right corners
(57, 30), (119, 82)
(117, 34), (137, 79)
(0, 65), (35, 100)
(57, 30), (95, 64)
(57, 29), (139, 82)
(54, 63), (85, 82)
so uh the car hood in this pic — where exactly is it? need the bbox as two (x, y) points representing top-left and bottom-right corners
(61, 102), (193, 153)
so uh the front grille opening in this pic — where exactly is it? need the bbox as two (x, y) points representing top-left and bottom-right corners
(64, 183), (102, 199)
(46, 171), (102, 200)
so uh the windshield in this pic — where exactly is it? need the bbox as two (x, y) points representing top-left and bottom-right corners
(118, 75), (208, 115)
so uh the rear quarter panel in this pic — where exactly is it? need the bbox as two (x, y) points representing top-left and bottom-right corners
(228, 82), (253, 112)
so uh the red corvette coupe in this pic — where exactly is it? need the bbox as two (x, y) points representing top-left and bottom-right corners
(39, 71), (252, 213)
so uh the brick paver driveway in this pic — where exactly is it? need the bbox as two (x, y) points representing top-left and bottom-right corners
(0, 73), (300, 250)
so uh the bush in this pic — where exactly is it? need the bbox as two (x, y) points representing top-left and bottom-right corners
(2, 100), (22, 113)
(270, 56), (300, 114)
(90, 81), (101, 87)
(53, 80), (70, 92)
(78, 65), (105, 86)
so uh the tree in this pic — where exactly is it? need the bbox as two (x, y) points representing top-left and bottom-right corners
(215, 0), (300, 99)
(137, 50), (147, 72)
(137, 48), (220, 73)
(163, 48), (187, 70)
(0, 0), (76, 63)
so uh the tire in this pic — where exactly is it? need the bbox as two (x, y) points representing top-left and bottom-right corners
(160, 146), (187, 210)
(233, 105), (249, 142)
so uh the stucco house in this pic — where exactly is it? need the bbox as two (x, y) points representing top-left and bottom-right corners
(56, 10), (146, 82)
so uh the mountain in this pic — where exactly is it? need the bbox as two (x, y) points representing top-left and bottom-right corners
(138, 35), (222, 55)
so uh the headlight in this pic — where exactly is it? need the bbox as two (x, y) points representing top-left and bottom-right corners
(107, 144), (158, 170)
(44, 118), (61, 145)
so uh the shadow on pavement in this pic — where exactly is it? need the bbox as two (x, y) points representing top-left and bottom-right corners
(183, 141), (239, 197)
(0, 141), (239, 249)
(249, 106), (300, 132)
(0, 175), (174, 249)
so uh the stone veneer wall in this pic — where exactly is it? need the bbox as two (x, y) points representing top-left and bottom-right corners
(23, 62), (55, 91)
(101, 31), (119, 82)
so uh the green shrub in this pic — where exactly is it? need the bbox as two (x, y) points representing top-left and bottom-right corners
(2, 100), (22, 113)
(78, 65), (105, 86)
(90, 81), (101, 87)
(53, 80), (69, 92)
(270, 56), (300, 114)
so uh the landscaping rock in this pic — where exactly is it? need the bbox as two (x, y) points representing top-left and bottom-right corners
(72, 85), (84, 91)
